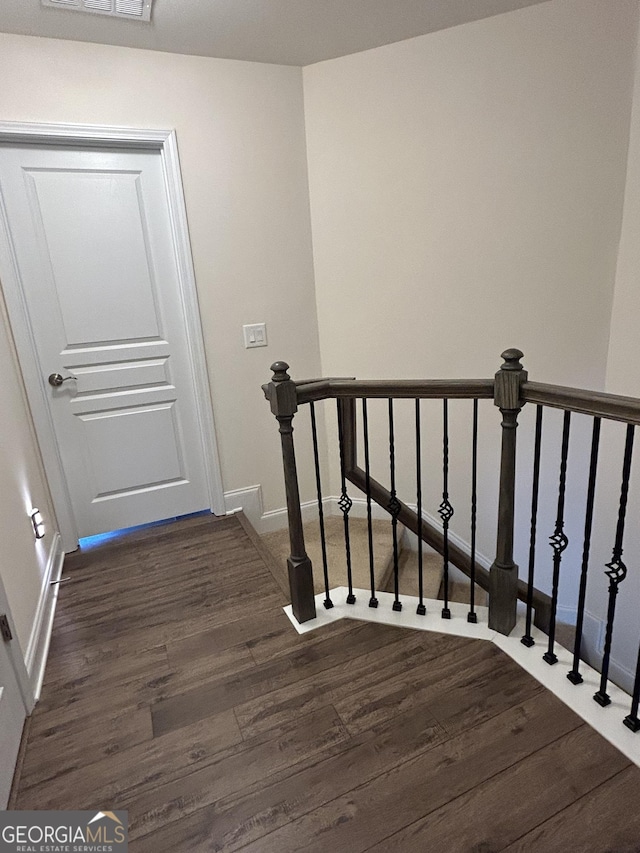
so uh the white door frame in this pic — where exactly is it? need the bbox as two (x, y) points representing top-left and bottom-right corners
(0, 121), (225, 552)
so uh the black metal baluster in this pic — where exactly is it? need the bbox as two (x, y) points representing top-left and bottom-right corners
(388, 399), (402, 612)
(594, 423), (635, 706)
(309, 402), (332, 610)
(440, 398), (454, 620)
(567, 417), (601, 683)
(337, 400), (355, 605)
(543, 410), (571, 665)
(468, 399), (479, 624)
(416, 399), (426, 616)
(362, 399), (378, 608)
(624, 643), (640, 732)
(522, 405), (543, 647)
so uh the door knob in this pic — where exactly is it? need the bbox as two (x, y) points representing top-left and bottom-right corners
(48, 372), (76, 387)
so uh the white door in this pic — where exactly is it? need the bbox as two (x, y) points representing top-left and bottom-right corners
(0, 625), (26, 808)
(0, 144), (212, 539)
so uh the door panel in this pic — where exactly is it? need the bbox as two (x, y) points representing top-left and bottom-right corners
(0, 144), (211, 537)
(81, 403), (185, 497)
(25, 167), (162, 343)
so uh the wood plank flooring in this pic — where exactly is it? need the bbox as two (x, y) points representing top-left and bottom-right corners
(10, 512), (640, 852)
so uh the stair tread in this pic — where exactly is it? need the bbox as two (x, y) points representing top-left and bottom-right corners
(262, 517), (398, 595)
(262, 517), (446, 598)
(390, 548), (442, 600)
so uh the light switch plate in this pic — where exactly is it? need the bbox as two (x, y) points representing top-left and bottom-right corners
(243, 323), (267, 348)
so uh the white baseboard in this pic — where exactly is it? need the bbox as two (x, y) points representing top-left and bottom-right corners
(583, 609), (605, 655)
(555, 604), (578, 626)
(223, 487), (390, 536)
(607, 656), (636, 695)
(224, 487), (488, 560)
(24, 532), (64, 702)
(258, 500), (320, 534)
(579, 609), (635, 694)
(223, 485), (318, 534)
(421, 508), (492, 570)
(224, 485), (264, 530)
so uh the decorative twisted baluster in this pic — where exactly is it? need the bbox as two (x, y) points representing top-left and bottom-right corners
(440, 398), (454, 619)
(543, 410), (571, 665)
(310, 401), (332, 610)
(388, 399), (402, 612)
(567, 417), (601, 684)
(522, 405), (543, 647)
(362, 399), (378, 608)
(468, 398), (479, 624)
(594, 424), (635, 706)
(337, 400), (355, 605)
(416, 399), (426, 616)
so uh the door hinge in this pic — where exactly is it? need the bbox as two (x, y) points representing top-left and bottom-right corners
(0, 614), (13, 642)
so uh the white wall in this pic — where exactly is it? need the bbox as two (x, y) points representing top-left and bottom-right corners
(608, 20), (640, 400)
(593, 24), (640, 690)
(0, 32), (321, 515)
(2, 1), (640, 689)
(304, 0), (635, 387)
(0, 33), (321, 677)
(303, 0), (638, 591)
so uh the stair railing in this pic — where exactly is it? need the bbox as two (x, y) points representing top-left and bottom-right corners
(519, 375), (640, 730)
(263, 349), (640, 733)
(263, 349), (544, 628)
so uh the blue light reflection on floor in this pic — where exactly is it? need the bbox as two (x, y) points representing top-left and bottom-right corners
(78, 510), (211, 551)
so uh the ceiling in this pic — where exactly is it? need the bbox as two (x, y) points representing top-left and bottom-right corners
(0, 0), (552, 66)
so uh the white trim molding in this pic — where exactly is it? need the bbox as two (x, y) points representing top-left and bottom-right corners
(158, 130), (225, 518)
(224, 486), (396, 536)
(24, 533), (65, 702)
(224, 485), (265, 530)
(0, 122), (176, 148)
(224, 485), (320, 535)
(0, 121), (225, 551)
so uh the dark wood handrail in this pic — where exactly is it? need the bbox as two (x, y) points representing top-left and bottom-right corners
(297, 377), (640, 424)
(294, 376), (355, 386)
(296, 378), (494, 404)
(523, 382), (640, 424)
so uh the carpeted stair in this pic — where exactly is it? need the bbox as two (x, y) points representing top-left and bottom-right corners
(259, 517), (576, 646)
(261, 517), (398, 595)
(260, 516), (485, 602)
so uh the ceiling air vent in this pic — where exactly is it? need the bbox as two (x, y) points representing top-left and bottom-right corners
(42, 0), (153, 22)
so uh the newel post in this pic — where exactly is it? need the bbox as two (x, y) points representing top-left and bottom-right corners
(489, 348), (527, 635)
(262, 362), (316, 624)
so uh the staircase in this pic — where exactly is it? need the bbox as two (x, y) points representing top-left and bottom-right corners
(260, 349), (640, 754)
(260, 518), (486, 605)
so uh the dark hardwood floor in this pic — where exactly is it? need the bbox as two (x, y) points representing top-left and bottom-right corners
(10, 512), (640, 851)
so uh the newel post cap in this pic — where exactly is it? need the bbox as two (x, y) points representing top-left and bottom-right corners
(499, 349), (525, 372)
(270, 361), (291, 382)
(263, 361), (297, 417)
(494, 348), (527, 410)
